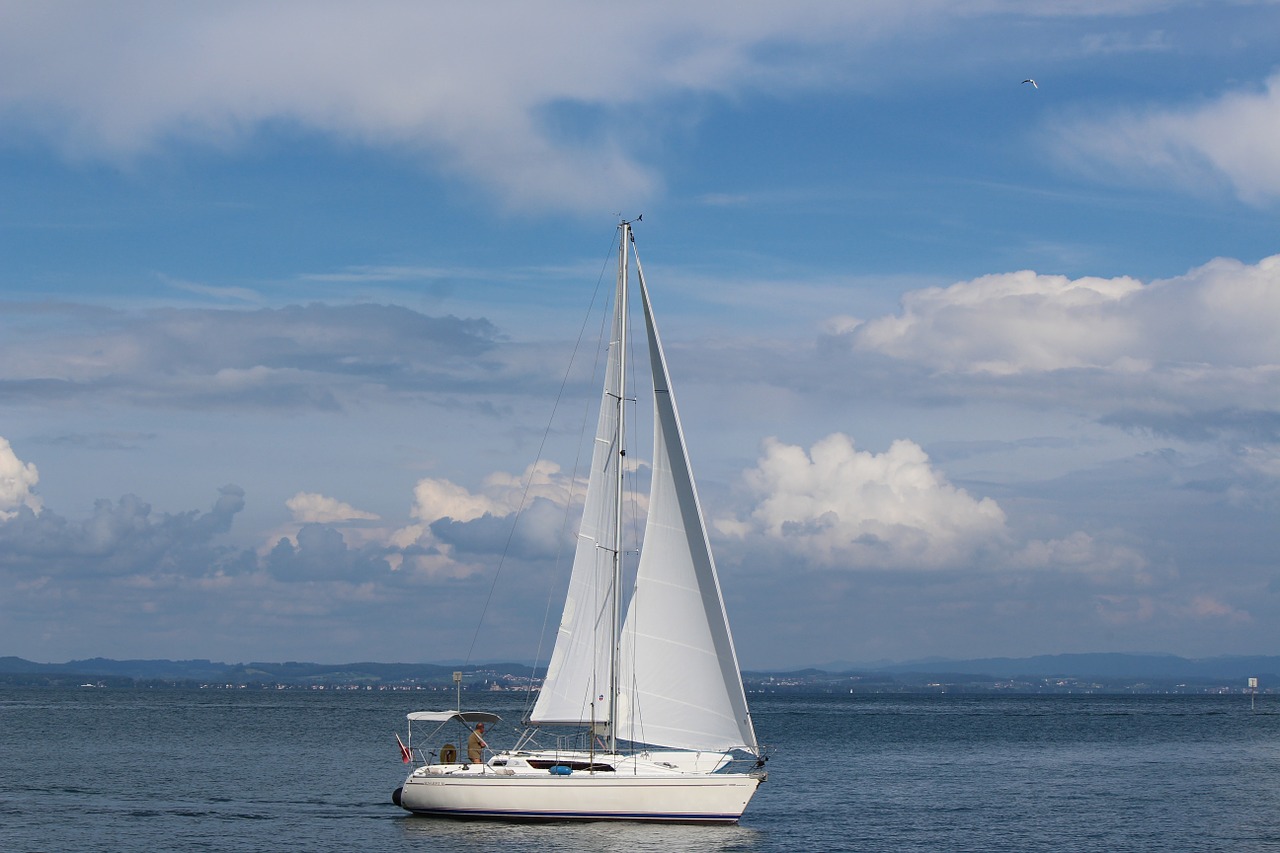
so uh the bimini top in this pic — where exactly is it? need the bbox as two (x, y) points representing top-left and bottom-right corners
(406, 711), (502, 724)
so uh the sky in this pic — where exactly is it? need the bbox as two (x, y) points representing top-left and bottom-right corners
(2, 0), (1279, 670)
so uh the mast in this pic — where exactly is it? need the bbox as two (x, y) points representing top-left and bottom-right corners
(608, 220), (631, 755)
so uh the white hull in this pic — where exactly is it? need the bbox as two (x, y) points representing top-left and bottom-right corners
(397, 765), (761, 823)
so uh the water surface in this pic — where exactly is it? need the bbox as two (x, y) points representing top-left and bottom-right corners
(3, 690), (1276, 851)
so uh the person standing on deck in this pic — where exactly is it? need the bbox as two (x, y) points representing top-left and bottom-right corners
(467, 723), (487, 764)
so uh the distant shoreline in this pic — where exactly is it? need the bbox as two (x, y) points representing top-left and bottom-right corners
(2, 652), (1273, 695)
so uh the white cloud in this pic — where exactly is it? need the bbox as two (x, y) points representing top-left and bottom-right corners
(0, 437), (42, 519)
(286, 492), (379, 524)
(717, 434), (1183, 582)
(1014, 531), (1150, 583)
(851, 269), (1144, 374)
(388, 461), (584, 577)
(254, 459), (588, 582)
(817, 256), (1280, 454)
(844, 254), (1280, 377)
(406, 460), (579, 527)
(719, 433), (1007, 569)
(0, 1), (1191, 211)
(1054, 70), (1280, 205)
(1, 1), (883, 210)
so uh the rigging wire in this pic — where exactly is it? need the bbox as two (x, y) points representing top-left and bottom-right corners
(460, 228), (622, 696)
(536, 255), (617, 726)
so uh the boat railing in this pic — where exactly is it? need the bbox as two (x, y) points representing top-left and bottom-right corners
(511, 726), (605, 757)
(414, 743), (503, 767)
(724, 754), (768, 776)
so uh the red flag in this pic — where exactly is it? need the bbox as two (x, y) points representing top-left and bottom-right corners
(395, 732), (412, 764)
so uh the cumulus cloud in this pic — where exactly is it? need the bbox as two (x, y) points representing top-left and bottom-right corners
(392, 461), (584, 574)
(719, 433), (1008, 569)
(267, 436), (1169, 591)
(259, 460), (587, 584)
(287, 492), (379, 524)
(1054, 70), (1280, 205)
(845, 255), (1280, 375)
(408, 461), (578, 524)
(715, 432), (1181, 584)
(266, 523), (392, 582)
(259, 492), (387, 576)
(0, 454), (509, 659)
(0, 457), (501, 591)
(829, 255), (1280, 443)
(850, 269), (1145, 375)
(0, 438), (42, 518)
(0, 484), (248, 578)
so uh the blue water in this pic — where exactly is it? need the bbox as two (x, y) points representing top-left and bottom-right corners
(3, 689), (1278, 851)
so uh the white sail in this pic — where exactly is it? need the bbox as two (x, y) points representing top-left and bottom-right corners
(615, 260), (759, 755)
(528, 245), (626, 727)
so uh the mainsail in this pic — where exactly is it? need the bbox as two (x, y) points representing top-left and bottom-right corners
(528, 233), (627, 728)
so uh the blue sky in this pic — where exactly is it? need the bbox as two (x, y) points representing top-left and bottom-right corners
(2, 1), (1279, 669)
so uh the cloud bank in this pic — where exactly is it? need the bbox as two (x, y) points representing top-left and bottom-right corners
(0, 0), (1211, 212)
(0, 480), (247, 579)
(824, 255), (1280, 447)
(2, 1), (895, 209)
(0, 302), (502, 412)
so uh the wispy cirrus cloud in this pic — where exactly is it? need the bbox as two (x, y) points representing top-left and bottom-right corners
(1052, 70), (1280, 205)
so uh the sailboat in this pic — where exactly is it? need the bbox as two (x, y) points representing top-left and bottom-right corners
(393, 221), (766, 823)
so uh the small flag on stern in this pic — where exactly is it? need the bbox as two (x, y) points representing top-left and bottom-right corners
(395, 732), (412, 763)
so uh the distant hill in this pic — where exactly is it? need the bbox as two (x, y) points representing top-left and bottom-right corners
(0, 656), (540, 687)
(2, 653), (1274, 690)
(860, 653), (1280, 681)
(737, 653), (1277, 694)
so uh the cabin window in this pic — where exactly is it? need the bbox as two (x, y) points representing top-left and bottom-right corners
(526, 759), (614, 772)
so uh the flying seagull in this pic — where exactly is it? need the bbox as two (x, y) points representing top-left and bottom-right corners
(1022, 78), (1038, 89)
